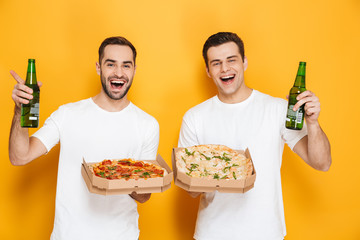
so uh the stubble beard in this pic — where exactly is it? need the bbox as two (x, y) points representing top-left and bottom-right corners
(100, 72), (133, 100)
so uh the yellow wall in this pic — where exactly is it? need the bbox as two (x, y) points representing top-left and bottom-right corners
(1, 0), (359, 239)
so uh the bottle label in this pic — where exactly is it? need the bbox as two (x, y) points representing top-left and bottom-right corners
(287, 105), (297, 117)
(286, 104), (304, 129)
(29, 117), (38, 120)
(296, 112), (303, 123)
(287, 105), (304, 122)
(30, 103), (39, 115)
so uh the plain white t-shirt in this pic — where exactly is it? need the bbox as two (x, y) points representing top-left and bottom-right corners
(33, 98), (159, 240)
(178, 90), (307, 240)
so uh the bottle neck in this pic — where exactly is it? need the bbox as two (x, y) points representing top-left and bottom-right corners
(25, 61), (37, 85)
(293, 64), (306, 88)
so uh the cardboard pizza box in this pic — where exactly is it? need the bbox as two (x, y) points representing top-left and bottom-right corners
(172, 147), (256, 193)
(82, 154), (173, 195)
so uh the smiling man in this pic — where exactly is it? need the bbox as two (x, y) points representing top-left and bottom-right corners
(9, 36), (159, 240)
(97, 43), (134, 102)
(178, 32), (331, 240)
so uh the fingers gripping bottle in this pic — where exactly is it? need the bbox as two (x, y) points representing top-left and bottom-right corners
(286, 62), (306, 130)
(21, 59), (40, 128)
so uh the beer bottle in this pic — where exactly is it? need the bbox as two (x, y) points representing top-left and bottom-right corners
(285, 61), (306, 130)
(21, 59), (40, 128)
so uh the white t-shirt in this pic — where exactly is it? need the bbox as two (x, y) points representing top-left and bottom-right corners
(32, 98), (159, 240)
(178, 90), (307, 240)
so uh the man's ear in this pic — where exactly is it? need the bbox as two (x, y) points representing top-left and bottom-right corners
(244, 56), (248, 71)
(206, 67), (211, 78)
(96, 62), (100, 75)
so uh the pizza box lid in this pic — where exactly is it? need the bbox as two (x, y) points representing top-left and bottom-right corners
(172, 147), (256, 193)
(82, 154), (173, 195)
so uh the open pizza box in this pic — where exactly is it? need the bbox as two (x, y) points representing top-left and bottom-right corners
(172, 147), (256, 193)
(81, 154), (173, 195)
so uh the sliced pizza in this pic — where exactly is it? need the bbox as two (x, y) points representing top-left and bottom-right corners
(91, 158), (166, 180)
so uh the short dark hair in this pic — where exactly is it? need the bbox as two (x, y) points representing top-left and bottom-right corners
(98, 36), (137, 65)
(202, 32), (245, 67)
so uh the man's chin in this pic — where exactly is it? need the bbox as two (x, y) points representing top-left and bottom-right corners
(102, 81), (131, 101)
(107, 93), (126, 100)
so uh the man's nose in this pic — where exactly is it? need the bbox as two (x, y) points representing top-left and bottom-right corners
(114, 66), (123, 77)
(221, 62), (230, 72)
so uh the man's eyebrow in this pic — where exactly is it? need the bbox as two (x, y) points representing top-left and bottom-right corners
(104, 59), (134, 65)
(227, 55), (239, 59)
(104, 59), (116, 63)
(123, 61), (133, 65)
(209, 59), (221, 64)
(209, 55), (239, 64)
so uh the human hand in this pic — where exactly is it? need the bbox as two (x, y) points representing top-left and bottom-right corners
(129, 191), (151, 203)
(10, 70), (42, 108)
(293, 90), (320, 125)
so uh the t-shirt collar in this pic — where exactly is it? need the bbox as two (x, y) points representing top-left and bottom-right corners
(214, 90), (256, 108)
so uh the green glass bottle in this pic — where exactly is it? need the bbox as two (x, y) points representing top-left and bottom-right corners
(21, 59), (40, 128)
(285, 61), (306, 130)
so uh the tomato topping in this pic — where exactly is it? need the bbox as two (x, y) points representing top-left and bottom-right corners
(133, 162), (144, 167)
(102, 160), (112, 165)
(92, 158), (164, 180)
(152, 169), (164, 175)
(118, 160), (131, 166)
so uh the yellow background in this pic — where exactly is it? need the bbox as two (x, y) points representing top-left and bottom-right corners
(1, 0), (359, 239)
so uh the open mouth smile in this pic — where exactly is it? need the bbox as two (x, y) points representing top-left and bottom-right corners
(220, 74), (235, 83)
(110, 79), (126, 90)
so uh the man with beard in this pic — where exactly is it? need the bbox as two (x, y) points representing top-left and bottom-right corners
(9, 36), (159, 240)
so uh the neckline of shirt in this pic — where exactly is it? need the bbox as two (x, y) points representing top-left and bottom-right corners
(214, 90), (257, 108)
(88, 98), (133, 114)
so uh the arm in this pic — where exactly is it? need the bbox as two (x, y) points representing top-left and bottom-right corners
(9, 70), (47, 165)
(178, 114), (203, 198)
(128, 118), (159, 203)
(292, 90), (331, 171)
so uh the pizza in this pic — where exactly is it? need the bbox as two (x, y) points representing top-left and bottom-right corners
(90, 158), (166, 180)
(176, 145), (253, 180)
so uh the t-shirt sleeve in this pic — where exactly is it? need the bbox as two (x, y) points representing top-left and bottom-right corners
(281, 120), (308, 150)
(32, 106), (64, 153)
(178, 111), (199, 148)
(139, 118), (159, 160)
(276, 98), (307, 150)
